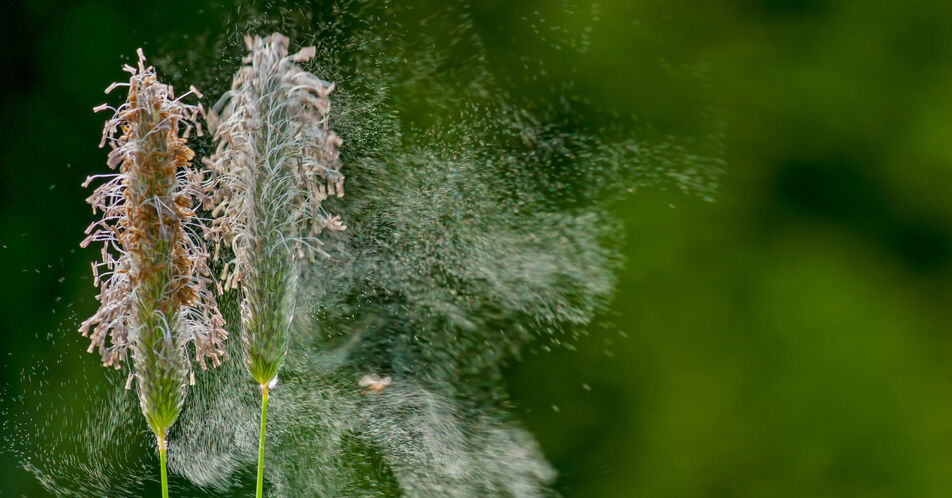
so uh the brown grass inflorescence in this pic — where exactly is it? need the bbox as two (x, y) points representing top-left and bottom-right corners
(81, 49), (228, 442)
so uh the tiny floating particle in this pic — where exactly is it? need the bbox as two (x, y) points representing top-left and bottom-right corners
(359, 374), (392, 393)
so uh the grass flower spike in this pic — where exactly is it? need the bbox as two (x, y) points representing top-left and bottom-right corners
(205, 33), (344, 496)
(81, 49), (227, 498)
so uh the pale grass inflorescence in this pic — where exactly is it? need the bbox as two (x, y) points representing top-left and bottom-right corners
(80, 49), (228, 444)
(203, 33), (344, 496)
(205, 33), (345, 388)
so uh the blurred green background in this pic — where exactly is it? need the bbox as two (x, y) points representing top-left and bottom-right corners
(2, 0), (951, 496)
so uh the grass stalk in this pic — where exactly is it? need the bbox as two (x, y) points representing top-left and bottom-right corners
(159, 431), (169, 498)
(256, 386), (269, 498)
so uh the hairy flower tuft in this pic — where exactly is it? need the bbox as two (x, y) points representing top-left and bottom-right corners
(80, 49), (227, 437)
(205, 33), (344, 386)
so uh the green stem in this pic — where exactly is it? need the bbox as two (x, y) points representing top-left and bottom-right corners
(256, 386), (269, 498)
(159, 432), (169, 498)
